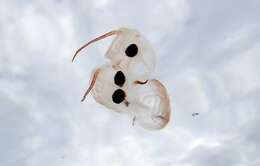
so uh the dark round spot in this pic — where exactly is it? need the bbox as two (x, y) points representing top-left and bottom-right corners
(125, 44), (138, 57)
(114, 71), (125, 87)
(112, 89), (126, 104)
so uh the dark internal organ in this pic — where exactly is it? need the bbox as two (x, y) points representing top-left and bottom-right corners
(112, 89), (126, 104)
(114, 71), (126, 87)
(125, 44), (138, 57)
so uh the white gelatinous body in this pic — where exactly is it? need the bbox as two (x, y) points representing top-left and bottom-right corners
(72, 27), (171, 130)
(105, 28), (156, 81)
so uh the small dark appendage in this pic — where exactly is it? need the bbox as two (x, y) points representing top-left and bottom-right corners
(132, 116), (136, 126)
(124, 100), (130, 107)
(192, 113), (199, 117)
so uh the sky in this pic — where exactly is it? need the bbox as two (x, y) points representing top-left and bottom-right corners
(0, 0), (260, 165)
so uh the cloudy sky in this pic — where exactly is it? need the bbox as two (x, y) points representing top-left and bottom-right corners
(1, 0), (260, 165)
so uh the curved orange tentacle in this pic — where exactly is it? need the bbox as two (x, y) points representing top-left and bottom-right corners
(72, 30), (119, 62)
(81, 69), (101, 102)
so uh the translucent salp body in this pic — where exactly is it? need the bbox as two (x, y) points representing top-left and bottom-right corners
(73, 27), (171, 130)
